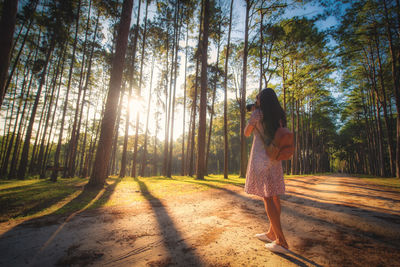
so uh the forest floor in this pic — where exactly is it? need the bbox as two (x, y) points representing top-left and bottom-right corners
(0, 174), (400, 267)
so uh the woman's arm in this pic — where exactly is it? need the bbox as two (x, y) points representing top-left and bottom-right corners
(244, 123), (254, 137)
(245, 109), (260, 137)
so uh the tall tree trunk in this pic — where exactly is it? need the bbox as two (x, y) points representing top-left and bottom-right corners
(0, 0), (18, 107)
(41, 48), (66, 178)
(185, 104), (193, 174)
(153, 112), (160, 176)
(162, 38), (170, 176)
(109, 91), (124, 175)
(374, 35), (395, 176)
(239, 0), (251, 178)
(196, 0), (210, 180)
(167, 3), (181, 178)
(189, 3), (204, 177)
(120, 0), (141, 178)
(8, 48), (38, 178)
(383, 0), (400, 178)
(17, 39), (54, 180)
(51, 1), (82, 182)
(87, 0), (134, 188)
(296, 100), (300, 174)
(79, 100), (90, 177)
(36, 50), (64, 176)
(0, 57), (31, 176)
(66, 0), (93, 178)
(205, 29), (221, 175)
(181, 24), (189, 176)
(29, 72), (50, 174)
(5, 0), (39, 97)
(223, 0), (234, 179)
(291, 91), (295, 174)
(140, 57), (155, 177)
(131, 0), (149, 178)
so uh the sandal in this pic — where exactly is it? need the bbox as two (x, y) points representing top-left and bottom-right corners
(255, 233), (273, 243)
(265, 241), (289, 254)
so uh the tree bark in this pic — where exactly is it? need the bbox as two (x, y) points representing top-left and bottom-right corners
(181, 24), (189, 176)
(131, 0), (149, 178)
(87, 0), (134, 189)
(189, 3), (204, 177)
(196, 0), (210, 180)
(36, 49), (64, 177)
(167, 3), (182, 178)
(66, 0), (93, 178)
(205, 27), (221, 175)
(223, 0), (234, 179)
(239, 0), (251, 178)
(120, 0), (141, 178)
(17, 38), (54, 180)
(140, 57), (155, 177)
(383, 0), (400, 178)
(109, 92), (124, 175)
(51, 1), (82, 181)
(375, 35), (395, 176)
(0, 0), (18, 108)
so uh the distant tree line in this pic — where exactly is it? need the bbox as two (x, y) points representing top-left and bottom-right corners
(0, 0), (398, 185)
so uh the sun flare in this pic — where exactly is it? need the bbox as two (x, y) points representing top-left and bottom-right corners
(128, 96), (146, 119)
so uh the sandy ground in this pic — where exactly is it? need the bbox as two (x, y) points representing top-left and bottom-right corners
(0, 175), (400, 267)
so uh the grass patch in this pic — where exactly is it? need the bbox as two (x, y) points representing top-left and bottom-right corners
(356, 177), (400, 192)
(0, 175), (244, 223)
(0, 177), (86, 222)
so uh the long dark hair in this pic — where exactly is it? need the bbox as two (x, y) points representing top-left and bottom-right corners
(259, 88), (286, 143)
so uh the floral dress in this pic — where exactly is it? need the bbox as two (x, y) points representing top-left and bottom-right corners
(245, 109), (285, 198)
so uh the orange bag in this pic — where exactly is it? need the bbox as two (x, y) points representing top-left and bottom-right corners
(255, 122), (294, 161)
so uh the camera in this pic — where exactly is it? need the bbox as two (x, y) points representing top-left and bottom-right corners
(246, 103), (257, 112)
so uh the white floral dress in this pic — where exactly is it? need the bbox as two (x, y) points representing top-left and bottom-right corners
(245, 109), (285, 198)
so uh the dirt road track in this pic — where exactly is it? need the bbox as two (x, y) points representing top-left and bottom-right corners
(0, 175), (399, 266)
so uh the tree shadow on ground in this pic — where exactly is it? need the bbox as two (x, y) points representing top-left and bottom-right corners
(128, 176), (204, 266)
(1, 177), (122, 238)
(286, 183), (400, 203)
(288, 177), (400, 194)
(0, 177), (123, 266)
(179, 178), (400, 266)
(284, 189), (400, 217)
(177, 179), (324, 267)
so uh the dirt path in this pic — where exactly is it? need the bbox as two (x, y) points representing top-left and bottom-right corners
(1, 175), (400, 266)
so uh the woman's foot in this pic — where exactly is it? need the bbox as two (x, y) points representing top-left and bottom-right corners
(274, 239), (289, 250)
(255, 231), (276, 242)
(265, 241), (290, 254)
(255, 233), (273, 242)
(265, 231), (276, 242)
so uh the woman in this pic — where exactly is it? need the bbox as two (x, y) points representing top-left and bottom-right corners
(244, 88), (289, 253)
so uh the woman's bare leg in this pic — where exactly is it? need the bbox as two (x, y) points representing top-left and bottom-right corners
(263, 196), (281, 241)
(264, 196), (288, 249)
(273, 196), (281, 215)
(263, 198), (276, 241)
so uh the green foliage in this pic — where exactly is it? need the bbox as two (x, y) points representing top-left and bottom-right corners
(0, 177), (85, 222)
(333, 0), (398, 175)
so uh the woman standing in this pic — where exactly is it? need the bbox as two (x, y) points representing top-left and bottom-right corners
(244, 88), (289, 253)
